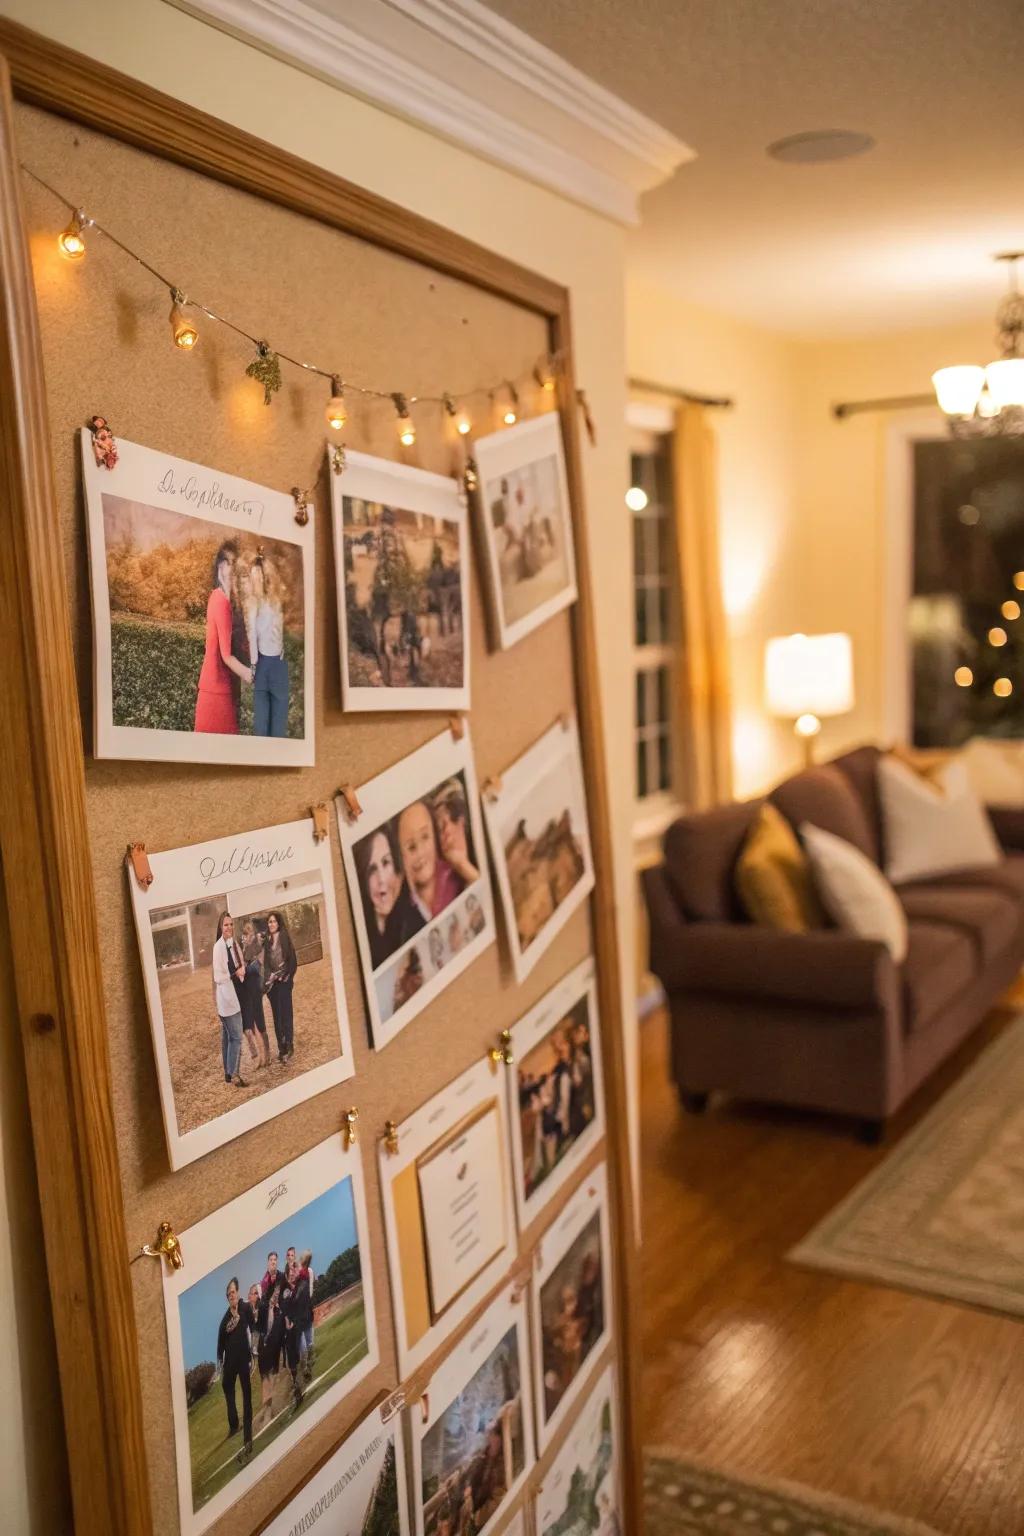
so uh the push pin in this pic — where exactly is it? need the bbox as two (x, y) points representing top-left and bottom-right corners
(383, 1120), (400, 1156)
(139, 1220), (183, 1271)
(488, 1029), (514, 1068)
(342, 1107), (359, 1149)
(291, 486), (313, 526)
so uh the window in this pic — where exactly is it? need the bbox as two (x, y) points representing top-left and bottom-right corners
(629, 423), (679, 817)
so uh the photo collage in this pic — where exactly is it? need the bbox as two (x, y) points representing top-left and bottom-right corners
(88, 424), (621, 1535)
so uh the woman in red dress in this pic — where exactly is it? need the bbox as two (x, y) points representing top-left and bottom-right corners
(195, 541), (254, 734)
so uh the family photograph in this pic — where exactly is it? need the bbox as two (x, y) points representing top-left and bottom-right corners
(485, 454), (569, 631)
(539, 1211), (605, 1425)
(517, 994), (596, 1203)
(502, 759), (590, 958)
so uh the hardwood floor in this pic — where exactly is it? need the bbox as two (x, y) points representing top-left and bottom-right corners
(640, 983), (1024, 1536)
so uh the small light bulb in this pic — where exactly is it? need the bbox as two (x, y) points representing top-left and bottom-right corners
(503, 408), (518, 425)
(1015, 572), (1024, 591)
(1002, 599), (1021, 621)
(457, 415), (472, 435)
(503, 382), (519, 426)
(400, 423), (416, 446)
(534, 359), (558, 393)
(994, 677), (1013, 698)
(794, 712), (822, 739)
(989, 626), (1008, 647)
(58, 209), (87, 261)
(169, 294), (199, 350)
(625, 486), (648, 512)
(392, 392), (415, 447)
(325, 377), (347, 432)
(954, 666), (973, 687)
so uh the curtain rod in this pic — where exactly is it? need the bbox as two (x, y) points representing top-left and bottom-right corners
(832, 392), (935, 420)
(628, 375), (734, 409)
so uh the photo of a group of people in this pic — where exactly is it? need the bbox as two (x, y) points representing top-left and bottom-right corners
(536, 1367), (618, 1536)
(340, 729), (495, 1048)
(333, 450), (469, 712)
(164, 1142), (378, 1535)
(83, 434), (314, 766)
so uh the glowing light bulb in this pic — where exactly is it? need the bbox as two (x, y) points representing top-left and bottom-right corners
(954, 666), (973, 687)
(400, 422), (416, 446)
(169, 293), (199, 350)
(989, 626), (1008, 647)
(58, 209), (87, 261)
(994, 677), (1013, 698)
(534, 358), (557, 393)
(444, 394), (472, 436)
(503, 382), (519, 426)
(325, 377), (347, 432)
(1002, 600), (1021, 621)
(1015, 572), (1024, 591)
(625, 486), (648, 511)
(457, 414), (472, 435)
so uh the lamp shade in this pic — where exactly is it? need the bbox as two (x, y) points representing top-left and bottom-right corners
(985, 357), (1024, 409)
(931, 364), (984, 417)
(764, 632), (854, 719)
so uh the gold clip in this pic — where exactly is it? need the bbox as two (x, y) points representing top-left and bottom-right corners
(510, 1261), (533, 1304)
(448, 714), (465, 741)
(488, 1028), (514, 1069)
(331, 444), (347, 476)
(291, 486), (313, 526)
(126, 841), (154, 891)
(137, 1220), (183, 1271)
(338, 784), (363, 823)
(482, 775), (503, 803)
(380, 1388), (405, 1423)
(342, 1107), (359, 1149)
(463, 457), (479, 494)
(383, 1119), (400, 1157)
(310, 802), (329, 843)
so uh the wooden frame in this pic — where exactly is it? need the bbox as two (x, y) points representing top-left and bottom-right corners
(0, 17), (641, 1536)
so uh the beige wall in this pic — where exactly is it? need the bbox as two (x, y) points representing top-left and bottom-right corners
(0, 1), (637, 1522)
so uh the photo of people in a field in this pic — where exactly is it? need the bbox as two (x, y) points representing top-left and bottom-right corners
(539, 1212), (605, 1426)
(517, 995), (596, 1203)
(149, 872), (344, 1138)
(421, 1325), (526, 1536)
(101, 494), (305, 739)
(177, 1176), (370, 1518)
(342, 495), (464, 693)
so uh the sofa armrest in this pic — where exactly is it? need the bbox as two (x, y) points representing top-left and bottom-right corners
(667, 921), (894, 1011)
(987, 804), (1024, 853)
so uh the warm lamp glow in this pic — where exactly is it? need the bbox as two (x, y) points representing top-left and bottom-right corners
(954, 666), (974, 687)
(986, 357), (1024, 409)
(625, 486), (648, 512)
(764, 632), (855, 720)
(794, 712), (821, 739)
(932, 365), (984, 417)
(994, 677), (1014, 698)
(989, 626), (1008, 647)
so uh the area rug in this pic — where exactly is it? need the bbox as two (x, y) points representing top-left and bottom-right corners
(790, 1014), (1024, 1316)
(644, 1454), (946, 1535)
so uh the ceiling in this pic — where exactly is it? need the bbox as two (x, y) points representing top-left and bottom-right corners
(474, 0), (1024, 337)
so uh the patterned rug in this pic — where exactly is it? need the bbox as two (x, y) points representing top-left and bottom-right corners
(644, 1455), (946, 1535)
(790, 1015), (1024, 1316)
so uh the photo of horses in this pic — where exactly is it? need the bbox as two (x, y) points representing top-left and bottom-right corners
(331, 449), (469, 711)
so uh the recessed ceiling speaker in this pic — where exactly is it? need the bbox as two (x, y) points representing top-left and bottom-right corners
(766, 130), (875, 164)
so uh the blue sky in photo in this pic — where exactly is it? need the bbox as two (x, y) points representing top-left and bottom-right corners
(179, 1176), (357, 1371)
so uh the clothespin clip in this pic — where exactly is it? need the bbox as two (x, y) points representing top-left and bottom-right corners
(342, 1107), (359, 1149)
(310, 803), (329, 843)
(463, 456), (479, 495)
(482, 775), (503, 803)
(126, 841), (154, 891)
(420, 1391), (430, 1425)
(577, 387), (597, 446)
(488, 1029), (514, 1069)
(88, 412), (119, 471)
(338, 784), (363, 823)
(383, 1120), (400, 1157)
(291, 486), (314, 526)
(448, 714), (465, 741)
(510, 1261), (533, 1303)
(135, 1220), (183, 1271)
(331, 444), (347, 476)
(380, 1388), (405, 1424)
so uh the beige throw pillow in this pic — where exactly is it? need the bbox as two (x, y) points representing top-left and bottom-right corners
(735, 803), (826, 932)
(801, 822), (908, 961)
(960, 737), (1024, 807)
(878, 755), (1001, 886)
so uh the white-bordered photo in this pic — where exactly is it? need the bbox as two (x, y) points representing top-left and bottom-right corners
(379, 1055), (516, 1380)
(330, 447), (469, 712)
(531, 1163), (612, 1452)
(482, 717), (595, 983)
(163, 1137), (379, 1536)
(507, 957), (604, 1230)
(261, 1395), (410, 1536)
(81, 431), (314, 765)
(412, 1285), (534, 1536)
(128, 818), (354, 1169)
(338, 727), (495, 1048)
(473, 413), (577, 650)
(535, 1364), (620, 1536)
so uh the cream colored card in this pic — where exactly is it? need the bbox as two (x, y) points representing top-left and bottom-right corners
(416, 1100), (508, 1318)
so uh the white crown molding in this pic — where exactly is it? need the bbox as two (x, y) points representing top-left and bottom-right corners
(166, 0), (693, 224)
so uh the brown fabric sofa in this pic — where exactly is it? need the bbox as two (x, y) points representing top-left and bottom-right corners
(643, 745), (1024, 1139)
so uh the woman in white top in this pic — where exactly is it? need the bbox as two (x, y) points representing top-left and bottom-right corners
(245, 554), (289, 738)
(212, 911), (248, 1088)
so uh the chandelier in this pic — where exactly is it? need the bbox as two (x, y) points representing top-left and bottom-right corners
(932, 253), (1024, 437)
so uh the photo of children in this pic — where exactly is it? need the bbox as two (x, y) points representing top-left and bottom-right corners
(518, 995), (596, 1202)
(332, 449), (469, 711)
(83, 434), (314, 766)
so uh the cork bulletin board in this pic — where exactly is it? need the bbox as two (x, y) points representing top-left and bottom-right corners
(0, 20), (640, 1536)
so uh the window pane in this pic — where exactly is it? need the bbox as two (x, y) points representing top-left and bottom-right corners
(632, 515), (645, 580)
(635, 589), (647, 646)
(657, 585), (670, 642)
(636, 669), (646, 728)
(657, 665), (670, 724)
(636, 737), (647, 799)
(657, 730), (671, 792)
(646, 587), (662, 646)
(654, 512), (671, 579)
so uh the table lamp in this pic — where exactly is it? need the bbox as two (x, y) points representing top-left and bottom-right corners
(765, 632), (854, 767)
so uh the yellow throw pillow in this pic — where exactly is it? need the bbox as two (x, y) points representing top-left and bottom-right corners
(735, 803), (827, 932)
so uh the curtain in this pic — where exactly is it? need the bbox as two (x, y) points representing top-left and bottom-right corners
(672, 401), (734, 808)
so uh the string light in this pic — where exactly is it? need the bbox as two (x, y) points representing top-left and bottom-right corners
(954, 666), (973, 687)
(393, 392), (416, 447)
(1002, 599), (1021, 621)
(169, 289), (199, 350)
(325, 377), (348, 432)
(444, 394), (472, 436)
(988, 626), (1008, 647)
(1015, 572), (1024, 591)
(503, 382), (519, 426)
(994, 677), (1014, 698)
(58, 207), (87, 261)
(533, 357), (557, 393)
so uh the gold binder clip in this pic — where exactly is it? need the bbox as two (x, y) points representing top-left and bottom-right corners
(138, 1220), (183, 1271)
(488, 1029), (514, 1069)
(331, 444), (347, 476)
(383, 1120), (400, 1156)
(342, 1107), (359, 1149)
(338, 784), (363, 823)
(448, 713), (465, 741)
(310, 802), (329, 842)
(291, 486), (313, 526)
(126, 841), (154, 891)
(482, 775), (503, 803)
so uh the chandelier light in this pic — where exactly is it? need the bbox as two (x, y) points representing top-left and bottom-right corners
(932, 253), (1024, 436)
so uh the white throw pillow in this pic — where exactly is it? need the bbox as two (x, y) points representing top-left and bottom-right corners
(801, 822), (908, 962)
(878, 755), (1001, 886)
(960, 737), (1024, 807)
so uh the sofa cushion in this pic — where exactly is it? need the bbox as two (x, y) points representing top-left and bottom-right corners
(898, 884), (1020, 967)
(663, 799), (762, 922)
(771, 765), (878, 863)
(802, 823), (908, 960)
(832, 744), (884, 863)
(735, 803), (827, 932)
(901, 853), (1024, 900)
(902, 921), (977, 1034)
(879, 756), (1002, 884)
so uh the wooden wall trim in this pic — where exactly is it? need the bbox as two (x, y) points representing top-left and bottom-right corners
(0, 55), (152, 1536)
